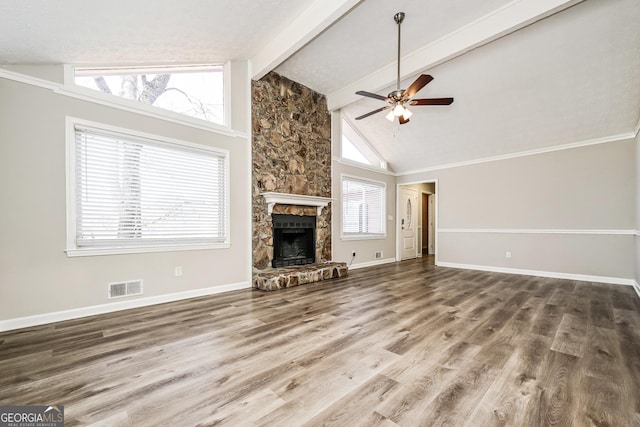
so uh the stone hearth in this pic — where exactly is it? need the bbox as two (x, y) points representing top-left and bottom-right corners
(253, 262), (348, 291)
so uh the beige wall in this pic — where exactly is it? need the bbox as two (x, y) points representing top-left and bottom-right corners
(636, 130), (640, 284)
(1, 64), (64, 84)
(332, 113), (396, 267)
(0, 63), (252, 323)
(398, 139), (636, 281)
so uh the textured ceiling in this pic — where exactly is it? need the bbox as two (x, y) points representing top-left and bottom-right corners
(0, 0), (638, 174)
(338, 0), (640, 173)
(274, 0), (513, 95)
(0, 0), (313, 64)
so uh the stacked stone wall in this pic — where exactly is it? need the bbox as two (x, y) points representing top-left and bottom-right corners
(252, 72), (332, 271)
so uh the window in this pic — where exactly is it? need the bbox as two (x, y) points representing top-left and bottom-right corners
(342, 176), (386, 238)
(342, 136), (370, 164)
(341, 119), (385, 169)
(67, 120), (229, 255)
(72, 65), (224, 125)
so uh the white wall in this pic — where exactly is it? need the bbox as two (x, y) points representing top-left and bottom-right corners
(398, 138), (636, 283)
(0, 63), (252, 328)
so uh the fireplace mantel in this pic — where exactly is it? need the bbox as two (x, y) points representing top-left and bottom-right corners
(261, 192), (332, 216)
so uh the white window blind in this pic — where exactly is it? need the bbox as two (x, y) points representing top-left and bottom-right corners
(73, 125), (228, 249)
(342, 177), (385, 236)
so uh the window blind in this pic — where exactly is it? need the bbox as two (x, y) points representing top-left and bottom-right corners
(342, 177), (385, 236)
(73, 125), (227, 248)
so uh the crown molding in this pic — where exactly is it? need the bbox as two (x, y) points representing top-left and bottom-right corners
(0, 67), (59, 90)
(397, 132), (635, 177)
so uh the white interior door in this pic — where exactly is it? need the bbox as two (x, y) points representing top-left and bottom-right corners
(399, 187), (418, 260)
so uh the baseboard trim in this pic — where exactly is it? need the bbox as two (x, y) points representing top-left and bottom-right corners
(438, 228), (635, 236)
(0, 281), (250, 332)
(633, 281), (640, 299)
(350, 258), (397, 270)
(437, 262), (635, 286)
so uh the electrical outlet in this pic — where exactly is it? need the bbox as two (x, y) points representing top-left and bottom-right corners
(505, 251), (511, 259)
(352, 250), (356, 257)
(174, 266), (183, 277)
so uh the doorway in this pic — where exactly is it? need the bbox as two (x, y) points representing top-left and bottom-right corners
(397, 181), (436, 261)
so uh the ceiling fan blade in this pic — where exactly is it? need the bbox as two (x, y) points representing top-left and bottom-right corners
(355, 90), (389, 102)
(355, 106), (391, 120)
(399, 116), (410, 125)
(402, 74), (434, 99)
(409, 97), (454, 106)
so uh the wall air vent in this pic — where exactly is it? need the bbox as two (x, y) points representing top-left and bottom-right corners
(375, 251), (383, 259)
(108, 280), (143, 299)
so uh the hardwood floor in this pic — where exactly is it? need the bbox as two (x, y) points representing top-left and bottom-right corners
(2, 258), (640, 426)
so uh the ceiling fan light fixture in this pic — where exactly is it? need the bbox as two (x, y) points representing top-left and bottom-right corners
(393, 103), (405, 117)
(402, 108), (412, 119)
(385, 109), (395, 121)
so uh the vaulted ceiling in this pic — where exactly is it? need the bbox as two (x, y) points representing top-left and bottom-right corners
(1, 0), (638, 174)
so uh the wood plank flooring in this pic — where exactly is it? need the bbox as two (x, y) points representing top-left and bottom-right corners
(2, 257), (640, 426)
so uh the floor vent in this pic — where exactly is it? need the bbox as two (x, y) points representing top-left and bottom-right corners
(108, 280), (143, 299)
(375, 251), (383, 259)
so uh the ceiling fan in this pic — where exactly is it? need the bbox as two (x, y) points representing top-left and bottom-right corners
(355, 12), (454, 125)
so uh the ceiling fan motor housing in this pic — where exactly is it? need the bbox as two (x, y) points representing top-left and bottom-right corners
(388, 89), (405, 102)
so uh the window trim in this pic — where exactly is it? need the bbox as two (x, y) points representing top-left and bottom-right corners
(340, 174), (387, 240)
(61, 63), (233, 134)
(65, 117), (231, 257)
(333, 157), (396, 176)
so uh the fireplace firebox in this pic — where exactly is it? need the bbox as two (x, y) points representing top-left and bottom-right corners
(272, 214), (316, 268)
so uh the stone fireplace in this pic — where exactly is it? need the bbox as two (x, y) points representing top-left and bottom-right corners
(251, 72), (347, 290)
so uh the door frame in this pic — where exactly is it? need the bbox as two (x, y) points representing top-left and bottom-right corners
(396, 179), (438, 264)
(421, 191), (429, 256)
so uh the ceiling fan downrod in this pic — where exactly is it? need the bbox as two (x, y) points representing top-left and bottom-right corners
(394, 12), (405, 92)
